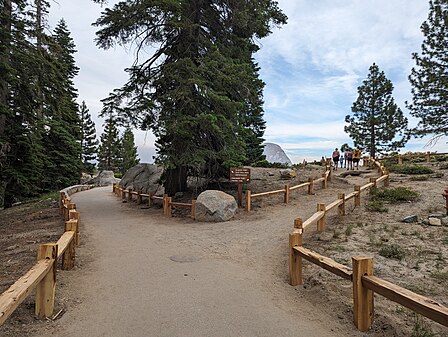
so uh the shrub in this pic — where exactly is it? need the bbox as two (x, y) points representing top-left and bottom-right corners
(366, 200), (388, 212)
(412, 315), (436, 337)
(409, 175), (429, 181)
(379, 244), (406, 260)
(388, 164), (434, 175)
(370, 187), (419, 203)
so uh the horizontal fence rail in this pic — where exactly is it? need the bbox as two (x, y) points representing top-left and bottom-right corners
(0, 184), (92, 326)
(288, 156), (448, 331)
(245, 168), (332, 212)
(112, 185), (196, 219)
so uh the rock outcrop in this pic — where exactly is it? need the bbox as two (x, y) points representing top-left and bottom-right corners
(262, 143), (292, 165)
(87, 170), (120, 186)
(119, 164), (164, 195)
(195, 190), (237, 222)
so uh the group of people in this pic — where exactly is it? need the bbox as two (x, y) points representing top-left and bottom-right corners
(331, 147), (362, 171)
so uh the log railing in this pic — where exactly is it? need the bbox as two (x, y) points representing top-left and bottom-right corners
(112, 185), (196, 219)
(0, 184), (92, 326)
(245, 167), (332, 212)
(379, 151), (448, 165)
(288, 158), (448, 331)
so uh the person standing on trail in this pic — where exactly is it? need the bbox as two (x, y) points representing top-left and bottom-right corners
(344, 149), (349, 168)
(346, 149), (353, 170)
(353, 147), (361, 170)
(332, 148), (340, 171)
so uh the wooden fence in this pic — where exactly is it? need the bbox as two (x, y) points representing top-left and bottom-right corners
(0, 185), (92, 326)
(112, 185), (196, 219)
(288, 158), (448, 331)
(245, 167), (332, 211)
(379, 151), (448, 165)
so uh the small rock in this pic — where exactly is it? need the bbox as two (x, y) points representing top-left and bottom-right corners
(402, 215), (418, 223)
(422, 219), (429, 225)
(280, 169), (297, 179)
(429, 212), (444, 219)
(268, 171), (275, 176)
(428, 217), (442, 226)
(441, 217), (448, 225)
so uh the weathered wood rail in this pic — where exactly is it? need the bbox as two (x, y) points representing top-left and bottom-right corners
(0, 184), (92, 326)
(379, 151), (448, 165)
(245, 167), (332, 211)
(112, 185), (196, 219)
(288, 157), (448, 331)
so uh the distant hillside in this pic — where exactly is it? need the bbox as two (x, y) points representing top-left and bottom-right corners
(262, 143), (293, 165)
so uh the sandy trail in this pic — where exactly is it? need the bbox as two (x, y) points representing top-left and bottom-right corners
(44, 185), (362, 337)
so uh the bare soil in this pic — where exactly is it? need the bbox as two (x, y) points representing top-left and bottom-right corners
(1, 161), (448, 336)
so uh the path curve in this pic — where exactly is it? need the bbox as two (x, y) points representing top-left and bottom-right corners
(44, 186), (361, 337)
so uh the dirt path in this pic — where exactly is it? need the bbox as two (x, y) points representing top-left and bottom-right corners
(41, 185), (364, 337)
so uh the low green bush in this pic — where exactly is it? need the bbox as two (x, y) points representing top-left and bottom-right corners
(388, 164), (433, 175)
(379, 244), (406, 260)
(366, 200), (388, 213)
(409, 175), (429, 181)
(370, 187), (419, 203)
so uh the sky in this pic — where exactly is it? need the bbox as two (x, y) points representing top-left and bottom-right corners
(48, 0), (447, 164)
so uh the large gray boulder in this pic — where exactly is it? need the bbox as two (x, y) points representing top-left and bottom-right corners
(263, 142), (292, 165)
(195, 190), (237, 222)
(119, 164), (164, 195)
(88, 170), (120, 186)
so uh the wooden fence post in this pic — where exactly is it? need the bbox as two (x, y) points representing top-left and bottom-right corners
(308, 178), (314, 195)
(35, 244), (58, 318)
(370, 177), (377, 188)
(338, 193), (345, 216)
(166, 197), (172, 217)
(321, 174), (327, 189)
(326, 165), (332, 182)
(284, 184), (290, 204)
(289, 218), (303, 286)
(112, 183), (116, 193)
(137, 190), (142, 205)
(64, 203), (76, 221)
(163, 194), (168, 215)
(62, 221), (77, 270)
(317, 203), (326, 232)
(149, 192), (154, 206)
(127, 188), (133, 202)
(384, 169), (390, 187)
(352, 256), (374, 332)
(398, 155), (403, 165)
(426, 151), (431, 163)
(354, 185), (361, 207)
(121, 187), (126, 200)
(246, 190), (251, 212)
(191, 199), (196, 220)
(68, 210), (80, 246)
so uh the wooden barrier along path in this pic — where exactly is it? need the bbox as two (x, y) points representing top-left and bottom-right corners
(288, 157), (448, 331)
(112, 185), (197, 219)
(0, 184), (92, 326)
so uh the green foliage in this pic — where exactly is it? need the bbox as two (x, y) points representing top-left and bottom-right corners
(254, 160), (289, 169)
(93, 1), (287, 195)
(407, 0), (448, 142)
(370, 187), (419, 203)
(366, 200), (389, 213)
(410, 175), (430, 181)
(98, 114), (121, 171)
(79, 101), (98, 174)
(378, 244), (406, 260)
(345, 63), (409, 158)
(119, 127), (139, 175)
(388, 164), (434, 175)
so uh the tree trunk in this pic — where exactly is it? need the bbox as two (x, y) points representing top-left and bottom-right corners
(164, 166), (188, 196)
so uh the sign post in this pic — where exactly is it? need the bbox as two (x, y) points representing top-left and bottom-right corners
(230, 167), (251, 207)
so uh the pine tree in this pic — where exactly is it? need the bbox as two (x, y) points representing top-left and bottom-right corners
(407, 0), (448, 143)
(94, 1), (286, 195)
(119, 127), (139, 175)
(98, 114), (121, 172)
(40, 18), (81, 190)
(345, 63), (409, 158)
(79, 101), (98, 174)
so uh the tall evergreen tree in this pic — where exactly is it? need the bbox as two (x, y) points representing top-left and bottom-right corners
(94, 1), (286, 195)
(98, 113), (121, 171)
(407, 0), (448, 143)
(345, 63), (409, 158)
(79, 101), (98, 174)
(40, 18), (81, 190)
(119, 127), (139, 175)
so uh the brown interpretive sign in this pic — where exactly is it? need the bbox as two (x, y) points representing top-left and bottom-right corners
(229, 167), (251, 183)
(230, 168), (250, 207)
